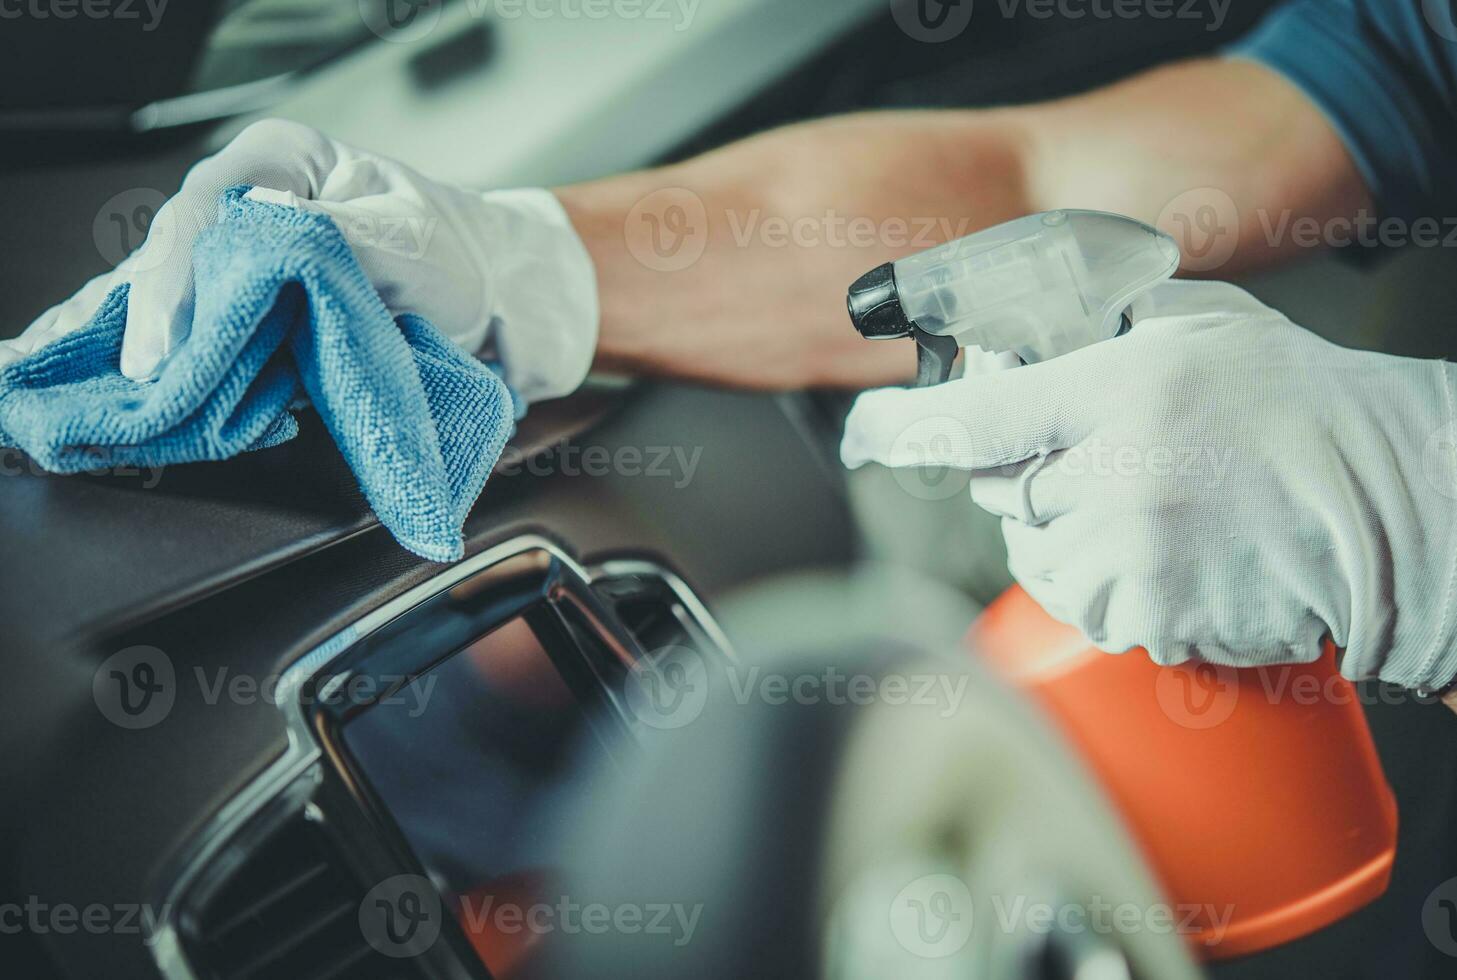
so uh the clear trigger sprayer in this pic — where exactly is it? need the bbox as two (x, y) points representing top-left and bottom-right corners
(846, 210), (1181, 386)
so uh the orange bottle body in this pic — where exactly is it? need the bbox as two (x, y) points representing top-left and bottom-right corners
(969, 585), (1397, 960)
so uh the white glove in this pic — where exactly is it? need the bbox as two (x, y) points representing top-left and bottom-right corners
(842, 280), (1457, 692)
(1, 119), (598, 404)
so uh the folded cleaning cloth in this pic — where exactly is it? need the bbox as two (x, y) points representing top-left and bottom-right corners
(0, 187), (517, 562)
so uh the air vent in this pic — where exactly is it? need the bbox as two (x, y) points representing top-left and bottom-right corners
(185, 812), (423, 980)
(594, 572), (702, 656)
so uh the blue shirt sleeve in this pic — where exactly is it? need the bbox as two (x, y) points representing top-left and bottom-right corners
(1230, 0), (1457, 223)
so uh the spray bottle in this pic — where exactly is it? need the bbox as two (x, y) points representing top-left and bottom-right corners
(845, 209), (1398, 960)
(847, 209), (1180, 381)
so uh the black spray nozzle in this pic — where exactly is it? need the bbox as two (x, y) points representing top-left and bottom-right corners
(847, 262), (910, 340)
(847, 261), (958, 387)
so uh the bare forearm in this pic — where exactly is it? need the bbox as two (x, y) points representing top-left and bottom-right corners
(556, 111), (1034, 389)
(1021, 58), (1371, 275)
(556, 58), (1370, 390)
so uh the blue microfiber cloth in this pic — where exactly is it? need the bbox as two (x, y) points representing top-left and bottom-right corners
(0, 187), (517, 562)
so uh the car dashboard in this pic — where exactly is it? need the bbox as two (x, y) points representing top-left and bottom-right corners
(1, 378), (858, 978)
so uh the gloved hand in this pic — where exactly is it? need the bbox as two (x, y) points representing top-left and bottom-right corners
(842, 280), (1457, 692)
(2, 119), (598, 404)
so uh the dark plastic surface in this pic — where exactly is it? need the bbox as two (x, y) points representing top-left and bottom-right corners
(846, 261), (911, 340)
(912, 326), (960, 387)
(0, 381), (857, 980)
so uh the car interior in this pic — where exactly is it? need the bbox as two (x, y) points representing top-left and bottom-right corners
(4, 2), (1457, 978)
